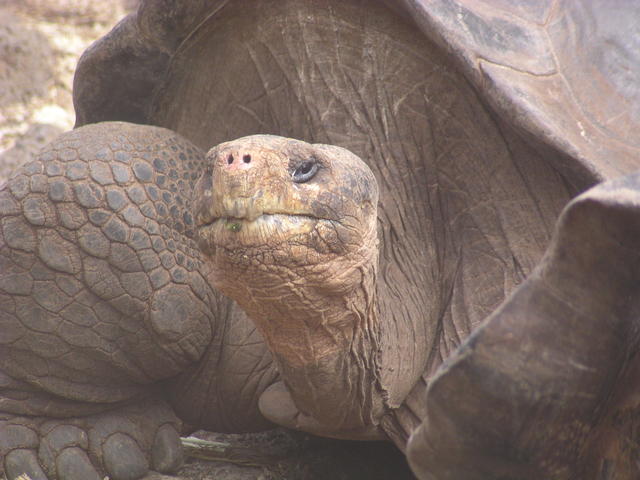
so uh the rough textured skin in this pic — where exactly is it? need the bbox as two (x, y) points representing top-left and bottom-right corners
(0, 122), (278, 479)
(3, 0), (640, 479)
(0, 122), (212, 407)
(1, 399), (181, 480)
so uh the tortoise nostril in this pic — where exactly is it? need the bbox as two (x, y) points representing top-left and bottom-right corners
(227, 154), (234, 165)
(243, 154), (251, 164)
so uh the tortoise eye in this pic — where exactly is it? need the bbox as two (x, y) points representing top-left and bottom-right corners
(292, 161), (319, 183)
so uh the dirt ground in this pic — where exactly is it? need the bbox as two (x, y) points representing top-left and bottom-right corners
(0, 0), (138, 181)
(0, 1), (415, 478)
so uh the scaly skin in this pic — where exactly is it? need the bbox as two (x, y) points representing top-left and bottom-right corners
(0, 122), (277, 480)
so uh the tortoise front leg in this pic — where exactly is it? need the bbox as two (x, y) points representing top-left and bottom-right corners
(0, 122), (219, 479)
(408, 173), (640, 479)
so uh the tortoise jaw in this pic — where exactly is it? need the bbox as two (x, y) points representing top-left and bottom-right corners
(199, 212), (321, 233)
(195, 195), (267, 227)
(196, 210), (325, 254)
(195, 188), (325, 227)
(196, 194), (324, 228)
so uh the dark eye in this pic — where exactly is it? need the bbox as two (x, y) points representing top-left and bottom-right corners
(292, 161), (319, 183)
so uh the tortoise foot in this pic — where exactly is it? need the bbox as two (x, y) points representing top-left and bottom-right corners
(1, 397), (183, 480)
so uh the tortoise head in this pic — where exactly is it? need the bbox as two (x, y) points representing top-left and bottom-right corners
(195, 134), (379, 297)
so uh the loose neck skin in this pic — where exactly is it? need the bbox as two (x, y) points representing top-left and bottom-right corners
(267, 248), (384, 431)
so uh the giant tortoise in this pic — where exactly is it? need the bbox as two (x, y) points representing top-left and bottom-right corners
(2, 1), (640, 479)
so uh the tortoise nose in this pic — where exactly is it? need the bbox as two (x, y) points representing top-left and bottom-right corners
(219, 151), (257, 171)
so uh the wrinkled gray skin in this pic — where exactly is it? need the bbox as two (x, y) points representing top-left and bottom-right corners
(3, 0), (640, 479)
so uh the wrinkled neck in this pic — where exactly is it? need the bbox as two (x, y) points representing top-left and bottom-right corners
(264, 260), (387, 431)
(211, 228), (400, 432)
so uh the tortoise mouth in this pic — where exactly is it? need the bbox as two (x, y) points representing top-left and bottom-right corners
(194, 191), (333, 227)
(197, 211), (335, 252)
(200, 212), (322, 232)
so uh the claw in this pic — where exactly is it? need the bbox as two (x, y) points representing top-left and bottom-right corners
(56, 448), (101, 480)
(4, 449), (46, 480)
(151, 424), (183, 473)
(102, 433), (149, 480)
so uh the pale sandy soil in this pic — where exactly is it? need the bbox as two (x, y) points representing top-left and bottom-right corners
(0, 0), (137, 181)
(0, 2), (414, 478)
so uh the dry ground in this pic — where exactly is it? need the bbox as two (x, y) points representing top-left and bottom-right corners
(0, 0), (138, 181)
